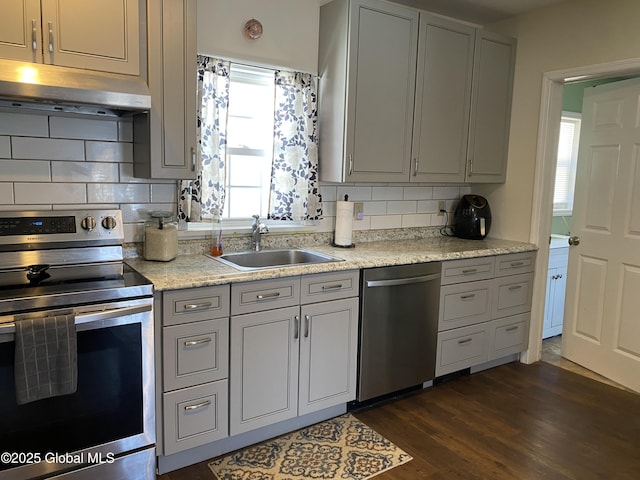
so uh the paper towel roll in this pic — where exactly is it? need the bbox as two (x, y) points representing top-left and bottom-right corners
(335, 200), (354, 246)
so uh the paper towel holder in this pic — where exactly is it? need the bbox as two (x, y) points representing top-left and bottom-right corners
(332, 194), (356, 248)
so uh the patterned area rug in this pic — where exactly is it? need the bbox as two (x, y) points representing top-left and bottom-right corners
(208, 413), (412, 480)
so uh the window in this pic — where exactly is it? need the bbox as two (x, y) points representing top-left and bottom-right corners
(224, 64), (275, 220)
(553, 112), (581, 215)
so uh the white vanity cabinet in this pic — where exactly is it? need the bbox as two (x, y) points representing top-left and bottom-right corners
(543, 245), (568, 339)
(0, 0), (143, 75)
(229, 271), (359, 435)
(159, 285), (230, 455)
(436, 252), (534, 376)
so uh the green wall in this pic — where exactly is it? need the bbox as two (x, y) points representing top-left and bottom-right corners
(562, 76), (637, 113)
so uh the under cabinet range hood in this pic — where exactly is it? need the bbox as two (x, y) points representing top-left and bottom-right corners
(0, 58), (151, 116)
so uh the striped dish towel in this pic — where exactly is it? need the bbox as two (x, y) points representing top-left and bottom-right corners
(14, 313), (77, 405)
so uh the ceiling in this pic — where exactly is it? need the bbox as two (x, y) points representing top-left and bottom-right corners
(389, 0), (567, 24)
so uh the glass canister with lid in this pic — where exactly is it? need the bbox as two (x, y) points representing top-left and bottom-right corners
(144, 211), (178, 261)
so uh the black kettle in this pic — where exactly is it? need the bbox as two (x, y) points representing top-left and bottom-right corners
(453, 195), (492, 240)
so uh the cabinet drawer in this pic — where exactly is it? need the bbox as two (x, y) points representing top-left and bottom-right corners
(163, 318), (229, 391)
(300, 270), (359, 304)
(493, 273), (533, 319)
(231, 277), (300, 315)
(163, 285), (230, 325)
(489, 313), (530, 360)
(162, 380), (229, 455)
(494, 252), (535, 277)
(436, 323), (489, 376)
(439, 280), (492, 330)
(441, 257), (495, 285)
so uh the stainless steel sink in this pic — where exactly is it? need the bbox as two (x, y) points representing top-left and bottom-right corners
(209, 248), (344, 270)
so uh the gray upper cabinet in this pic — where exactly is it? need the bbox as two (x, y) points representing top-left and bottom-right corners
(318, 0), (418, 182)
(134, 0), (197, 180)
(319, 0), (516, 184)
(466, 30), (516, 183)
(412, 14), (474, 183)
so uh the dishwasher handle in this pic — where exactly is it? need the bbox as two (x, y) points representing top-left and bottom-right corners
(365, 272), (440, 288)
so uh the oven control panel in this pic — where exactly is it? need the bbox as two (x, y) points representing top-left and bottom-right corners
(0, 209), (124, 245)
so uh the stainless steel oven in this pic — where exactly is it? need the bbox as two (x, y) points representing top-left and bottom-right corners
(0, 210), (155, 480)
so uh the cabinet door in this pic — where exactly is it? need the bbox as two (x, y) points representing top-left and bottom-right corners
(466, 30), (516, 183)
(229, 306), (299, 435)
(299, 298), (358, 416)
(134, 0), (197, 179)
(412, 15), (474, 183)
(40, 0), (141, 75)
(0, 0), (41, 63)
(345, 0), (418, 182)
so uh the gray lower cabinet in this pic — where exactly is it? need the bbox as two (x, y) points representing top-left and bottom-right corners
(436, 252), (534, 376)
(229, 271), (359, 435)
(159, 285), (230, 455)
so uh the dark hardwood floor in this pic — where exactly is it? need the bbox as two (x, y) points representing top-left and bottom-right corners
(157, 362), (640, 479)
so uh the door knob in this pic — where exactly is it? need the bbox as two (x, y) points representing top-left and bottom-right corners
(568, 236), (580, 246)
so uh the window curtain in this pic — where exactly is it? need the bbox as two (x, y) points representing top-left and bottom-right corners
(268, 70), (322, 221)
(178, 56), (230, 221)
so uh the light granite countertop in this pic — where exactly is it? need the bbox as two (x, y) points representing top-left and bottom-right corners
(126, 236), (537, 292)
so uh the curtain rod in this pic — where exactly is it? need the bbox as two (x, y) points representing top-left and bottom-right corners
(197, 52), (319, 77)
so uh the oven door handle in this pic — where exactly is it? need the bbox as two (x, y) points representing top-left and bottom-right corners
(0, 304), (152, 336)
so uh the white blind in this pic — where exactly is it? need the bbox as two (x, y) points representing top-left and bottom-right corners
(554, 114), (581, 214)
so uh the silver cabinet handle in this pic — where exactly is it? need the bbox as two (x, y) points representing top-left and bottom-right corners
(460, 293), (476, 300)
(191, 147), (196, 171)
(304, 315), (310, 338)
(348, 154), (354, 176)
(458, 338), (472, 345)
(568, 236), (580, 246)
(413, 158), (418, 176)
(294, 315), (300, 339)
(510, 261), (525, 267)
(508, 285), (523, 291)
(462, 268), (478, 274)
(321, 284), (343, 291)
(366, 273), (440, 288)
(48, 21), (53, 53)
(468, 158), (474, 176)
(184, 337), (212, 347)
(184, 302), (212, 311)
(505, 326), (519, 333)
(257, 292), (280, 300)
(31, 19), (37, 51)
(184, 400), (211, 411)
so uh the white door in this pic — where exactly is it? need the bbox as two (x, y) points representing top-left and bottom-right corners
(563, 77), (640, 393)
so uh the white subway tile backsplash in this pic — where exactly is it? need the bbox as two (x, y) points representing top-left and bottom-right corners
(86, 141), (133, 162)
(372, 186), (403, 200)
(403, 186), (433, 200)
(51, 161), (119, 183)
(433, 186), (461, 199)
(401, 213), (431, 228)
(0, 184), (14, 204)
(370, 215), (402, 230)
(0, 112), (49, 137)
(351, 216), (371, 231)
(322, 201), (336, 217)
(12, 137), (84, 161)
(0, 136), (10, 157)
(15, 183), (87, 204)
(387, 200), (417, 215)
(118, 120), (134, 142)
(319, 184), (337, 202)
(417, 199), (440, 214)
(87, 183), (150, 203)
(336, 186), (372, 201)
(49, 116), (118, 141)
(121, 203), (175, 223)
(363, 201), (387, 215)
(150, 183), (177, 203)
(0, 159), (51, 182)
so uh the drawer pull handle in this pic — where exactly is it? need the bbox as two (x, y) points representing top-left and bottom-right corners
(294, 315), (300, 339)
(510, 261), (525, 267)
(458, 338), (473, 345)
(505, 326), (519, 333)
(460, 293), (476, 300)
(508, 285), (523, 291)
(462, 268), (478, 274)
(322, 284), (343, 291)
(257, 292), (281, 300)
(304, 315), (310, 338)
(184, 337), (212, 347)
(184, 302), (212, 311)
(184, 400), (211, 412)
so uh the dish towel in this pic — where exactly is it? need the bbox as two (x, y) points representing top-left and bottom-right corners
(14, 313), (78, 405)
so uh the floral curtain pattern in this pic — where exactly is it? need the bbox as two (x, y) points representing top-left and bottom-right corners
(268, 70), (322, 221)
(178, 56), (230, 221)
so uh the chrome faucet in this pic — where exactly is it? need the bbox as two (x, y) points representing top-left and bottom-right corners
(251, 214), (269, 251)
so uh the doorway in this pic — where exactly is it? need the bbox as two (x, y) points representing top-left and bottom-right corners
(525, 58), (640, 376)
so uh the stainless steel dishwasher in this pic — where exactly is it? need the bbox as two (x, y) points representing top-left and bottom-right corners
(357, 262), (441, 402)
